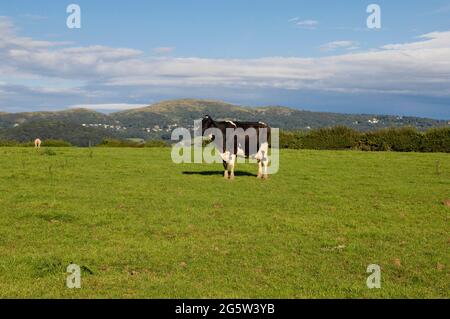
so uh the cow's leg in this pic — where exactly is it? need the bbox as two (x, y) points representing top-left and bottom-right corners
(229, 154), (236, 180)
(223, 160), (229, 179)
(257, 160), (262, 178)
(261, 151), (269, 179)
(256, 143), (269, 179)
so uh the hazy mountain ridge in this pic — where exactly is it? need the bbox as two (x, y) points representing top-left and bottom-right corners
(0, 99), (448, 146)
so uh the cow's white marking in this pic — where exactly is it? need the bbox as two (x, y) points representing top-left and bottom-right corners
(226, 121), (237, 127)
(257, 160), (263, 178)
(219, 151), (231, 162)
(221, 140), (269, 178)
(255, 142), (268, 161)
(229, 154), (236, 179)
(256, 142), (270, 178)
(236, 143), (246, 157)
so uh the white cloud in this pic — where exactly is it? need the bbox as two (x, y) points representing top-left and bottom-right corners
(382, 32), (450, 50)
(293, 19), (319, 30)
(1, 15), (450, 111)
(320, 40), (359, 52)
(0, 16), (70, 49)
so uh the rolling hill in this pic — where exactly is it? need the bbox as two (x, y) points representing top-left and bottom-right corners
(0, 99), (448, 146)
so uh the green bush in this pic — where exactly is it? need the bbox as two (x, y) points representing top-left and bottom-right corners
(421, 127), (450, 153)
(362, 127), (423, 152)
(302, 126), (359, 150)
(279, 131), (304, 149)
(1, 126), (448, 153)
(0, 140), (22, 147)
(98, 138), (144, 148)
(98, 138), (169, 148)
(41, 139), (72, 147)
(278, 126), (449, 153)
(144, 140), (169, 147)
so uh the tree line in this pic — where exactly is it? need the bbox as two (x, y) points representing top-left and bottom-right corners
(280, 126), (450, 152)
(0, 126), (449, 153)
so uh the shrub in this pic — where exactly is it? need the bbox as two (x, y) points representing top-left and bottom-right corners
(278, 126), (449, 153)
(362, 127), (423, 152)
(1, 126), (448, 153)
(279, 131), (304, 149)
(144, 140), (169, 147)
(421, 127), (450, 153)
(302, 126), (359, 150)
(98, 138), (144, 148)
(41, 139), (72, 147)
(0, 140), (22, 147)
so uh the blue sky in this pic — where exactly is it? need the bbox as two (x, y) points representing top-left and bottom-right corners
(1, 0), (450, 118)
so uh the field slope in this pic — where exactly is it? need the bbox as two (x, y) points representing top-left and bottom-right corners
(0, 147), (448, 298)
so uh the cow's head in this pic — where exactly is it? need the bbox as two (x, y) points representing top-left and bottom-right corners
(201, 115), (214, 135)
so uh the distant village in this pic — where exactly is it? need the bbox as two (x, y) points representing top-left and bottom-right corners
(8, 115), (449, 133)
(80, 123), (182, 133)
(78, 118), (389, 133)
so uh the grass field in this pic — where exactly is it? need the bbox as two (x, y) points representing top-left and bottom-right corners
(0, 147), (448, 298)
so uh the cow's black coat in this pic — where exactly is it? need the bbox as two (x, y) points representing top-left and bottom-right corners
(201, 115), (271, 166)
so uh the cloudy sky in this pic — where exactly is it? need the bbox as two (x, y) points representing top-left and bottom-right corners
(1, 0), (450, 118)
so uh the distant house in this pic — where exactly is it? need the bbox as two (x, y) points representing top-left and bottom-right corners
(152, 125), (163, 132)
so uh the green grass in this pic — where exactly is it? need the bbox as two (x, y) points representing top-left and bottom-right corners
(0, 147), (448, 298)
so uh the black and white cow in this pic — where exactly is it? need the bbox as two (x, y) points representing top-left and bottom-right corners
(201, 115), (271, 180)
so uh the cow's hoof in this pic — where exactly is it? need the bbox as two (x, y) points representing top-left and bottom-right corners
(263, 174), (269, 180)
(229, 174), (235, 180)
(256, 174), (262, 179)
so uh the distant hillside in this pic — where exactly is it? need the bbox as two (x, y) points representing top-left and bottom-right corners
(0, 99), (448, 146)
(0, 108), (115, 127)
(112, 99), (448, 131)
